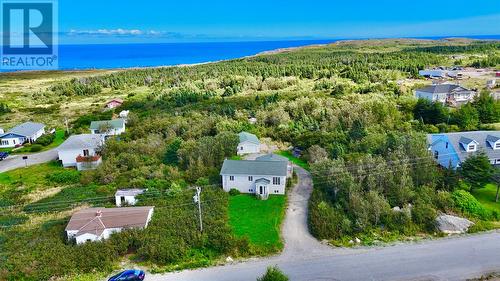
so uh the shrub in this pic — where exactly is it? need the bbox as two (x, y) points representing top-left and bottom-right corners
(30, 144), (43, 152)
(257, 266), (289, 281)
(229, 189), (241, 196)
(35, 133), (55, 146)
(46, 170), (81, 184)
(452, 190), (491, 220)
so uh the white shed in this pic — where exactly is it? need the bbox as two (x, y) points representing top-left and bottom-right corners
(237, 132), (260, 155)
(115, 189), (145, 206)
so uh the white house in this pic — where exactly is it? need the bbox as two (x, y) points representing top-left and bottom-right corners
(115, 189), (145, 207)
(65, 206), (154, 244)
(0, 122), (45, 148)
(237, 132), (260, 155)
(427, 131), (500, 169)
(89, 119), (126, 136)
(57, 134), (105, 170)
(415, 84), (476, 106)
(220, 158), (288, 199)
(119, 110), (130, 119)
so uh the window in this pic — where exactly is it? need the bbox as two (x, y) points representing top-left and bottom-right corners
(249, 189), (253, 192)
(1, 140), (8, 146)
(240, 146), (243, 150)
(275, 190), (279, 194)
(468, 144), (476, 151)
(434, 151), (439, 160)
(229, 176), (234, 181)
(495, 143), (500, 149)
(495, 159), (500, 165)
(248, 176), (253, 181)
(273, 177), (280, 185)
(83, 149), (89, 156)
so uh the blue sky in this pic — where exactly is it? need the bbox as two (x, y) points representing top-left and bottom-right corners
(59, 0), (500, 44)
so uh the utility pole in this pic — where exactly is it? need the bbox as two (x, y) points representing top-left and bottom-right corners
(193, 187), (203, 232)
(64, 117), (70, 135)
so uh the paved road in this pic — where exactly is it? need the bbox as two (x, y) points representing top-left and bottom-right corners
(147, 166), (500, 281)
(0, 149), (58, 173)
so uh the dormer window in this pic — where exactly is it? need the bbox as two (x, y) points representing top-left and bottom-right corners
(468, 144), (476, 152)
(495, 142), (500, 150)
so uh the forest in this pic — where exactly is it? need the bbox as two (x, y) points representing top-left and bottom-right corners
(0, 39), (499, 280)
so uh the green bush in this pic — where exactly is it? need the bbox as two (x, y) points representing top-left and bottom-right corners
(46, 170), (81, 184)
(30, 144), (43, 152)
(452, 190), (491, 220)
(257, 266), (289, 281)
(229, 189), (241, 196)
(35, 133), (55, 146)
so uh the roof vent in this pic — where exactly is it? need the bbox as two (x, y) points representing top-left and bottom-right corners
(96, 210), (102, 217)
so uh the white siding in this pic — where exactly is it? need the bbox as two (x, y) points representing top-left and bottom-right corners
(237, 141), (260, 155)
(222, 174), (286, 195)
(58, 148), (98, 167)
(90, 124), (125, 136)
(115, 195), (138, 206)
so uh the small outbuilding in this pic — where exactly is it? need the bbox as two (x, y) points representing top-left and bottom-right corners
(237, 132), (260, 155)
(115, 189), (145, 207)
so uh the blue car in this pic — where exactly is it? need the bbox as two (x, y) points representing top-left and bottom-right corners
(0, 152), (8, 161)
(108, 270), (145, 281)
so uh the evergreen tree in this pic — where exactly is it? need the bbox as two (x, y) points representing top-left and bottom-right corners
(460, 152), (495, 192)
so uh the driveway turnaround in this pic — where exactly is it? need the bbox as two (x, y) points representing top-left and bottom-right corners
(147, 166), (500, 281)
(0, 149), (58, 173)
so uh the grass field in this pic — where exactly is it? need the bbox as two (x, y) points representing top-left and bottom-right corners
(228, 194), (286, 254)
(472, 183), (500, 214)
(0, 161), (65, 188)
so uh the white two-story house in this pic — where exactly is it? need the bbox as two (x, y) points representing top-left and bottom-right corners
(220, 158), (288, 199)
(427, 131), (500, 169)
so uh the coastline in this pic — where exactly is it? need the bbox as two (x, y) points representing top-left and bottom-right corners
(1, 36), (498, 75)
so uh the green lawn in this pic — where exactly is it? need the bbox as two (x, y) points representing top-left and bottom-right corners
(277, 150), (309, 170)
(228, 194), (286, 254)
(0, 161), (65, 188)
(472, 183), (500, 214)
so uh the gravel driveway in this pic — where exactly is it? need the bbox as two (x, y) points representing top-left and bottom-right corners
(145, 165), (500, 281)
(0, 149), (58, 173)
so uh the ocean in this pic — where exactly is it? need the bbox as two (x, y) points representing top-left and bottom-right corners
(56, 40), (333, 71)
(2, 36), (499, 72)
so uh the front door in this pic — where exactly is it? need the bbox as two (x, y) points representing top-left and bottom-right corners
(259, 185), (266, 195)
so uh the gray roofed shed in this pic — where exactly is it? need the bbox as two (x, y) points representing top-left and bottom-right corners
(238, 132), (260, 145)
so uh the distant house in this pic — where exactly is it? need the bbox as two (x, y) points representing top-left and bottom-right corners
(427, 131), (500, 169)
(419, 67), (463, 79)
(415, 84), (476, 106)
(220, 158), (288, 199)
(237, 132), (260, 155)
(105, 98), (123, 110)
(0, 122), (45, 148)
(90, 119), (126, 136)
(487, 79), (496, 89)
(57, 134), (105, 170)
(65, 206), (154, 244)
(115, 189), (145, 207)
